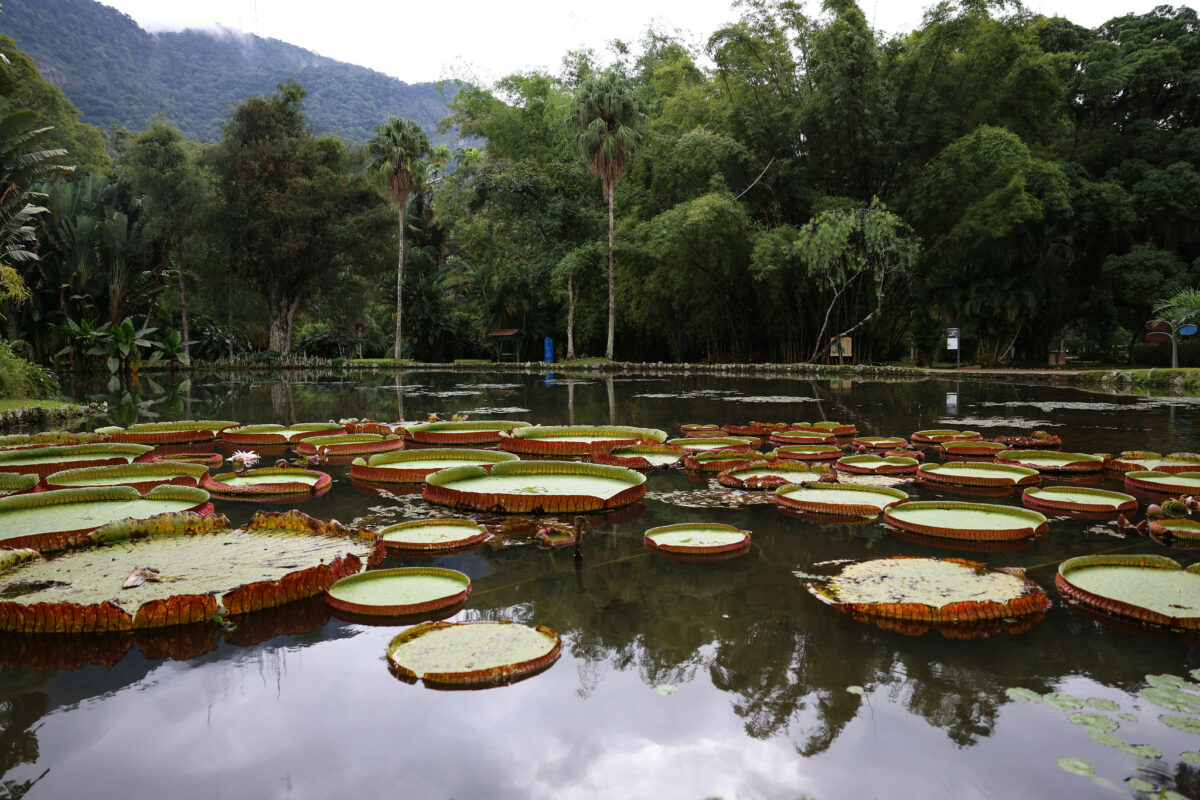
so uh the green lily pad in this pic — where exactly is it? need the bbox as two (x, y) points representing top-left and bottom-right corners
(1191, 668), (1200, 682)
(1006, 687), (1042, 703)
(846, 685), (864, 695)
(1146, 674), (1200, 694)
(1120, 743), (1162, 759)
(1141, 687), (1200, 713)
(1182, 751), (1200, 764)
(1160, 714), (1200, 734)
(1056, 757), (1094, 777)
(1087, 697), (1121, 711)
(1068, 712), (1119, 733)
(1090, 731), (1124, 747)
(1121, 712), (1140, 722)
(1045, 693), (1086, 710)
(656, 684), (679, 696)
(386, 620), (561, 688)
(1125, 777), (1156, 792)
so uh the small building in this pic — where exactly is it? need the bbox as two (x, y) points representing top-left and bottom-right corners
(488, 329), (524, 362)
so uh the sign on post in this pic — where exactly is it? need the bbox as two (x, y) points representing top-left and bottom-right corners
(946, 328), (960, 350)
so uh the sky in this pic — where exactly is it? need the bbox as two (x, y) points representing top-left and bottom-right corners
(100, 0), (1191, 84)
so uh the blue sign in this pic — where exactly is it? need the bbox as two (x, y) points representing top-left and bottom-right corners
(1180, 324), (1198, 337)
(544, 337), (554, 362)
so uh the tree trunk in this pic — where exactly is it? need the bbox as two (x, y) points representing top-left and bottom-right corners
(606, 182), (615, 361)
(227, 264), (234, 360)
(566, 274), (576, 360)
(269, 296), (289, 353)
(284, 297), (299, 356)
(175, 244), (190, 361)
(141, 252), (167, 330)
(393, 202), (406, 361)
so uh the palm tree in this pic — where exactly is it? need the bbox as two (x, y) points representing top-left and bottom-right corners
(366, 117), (431, 361)
(566, 70), (645, 361)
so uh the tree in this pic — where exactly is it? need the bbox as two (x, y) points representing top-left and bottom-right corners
(366, 117), (431, 361)
(567, 69), (646, 360)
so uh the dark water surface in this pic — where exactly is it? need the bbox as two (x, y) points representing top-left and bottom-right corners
(3, 371), (1199, 799)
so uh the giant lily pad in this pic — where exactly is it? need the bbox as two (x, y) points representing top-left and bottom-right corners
(851, 436), (908, 450)
(995, 450), (1106, 472)
(791, 421), (857, 437)
(349, 448), (518, 484)
(403, 420), (531, 445)
(680, 423), (721, 436)
(912, 429), (982, 444)
(643, 523), (750, 558)
(717, 461), (822, 489)
(803, 556), (1050, 628)
(325, 567), (470, 616)
(200, 467), (331, 497)
(500, 425), (667, 456)
(1021, 487), (1137, 515)
(722, 422), (787, 437)
(1106, 451), (1200, 474)
(683, 449), (761, 472)
(220, 422), (345, 445)
(1056, 554), (1200, 631)
(0, 431), (107, 449)
(1123, 471), (1200, 495)
(769, 430), (837, 446)
(883, 501), (1048, 541)
(44, 462), (208, 493)
(587, 444), (684, 470)
(918, 462), (1040, 487)
(836, 455), (919, 475)
(424, 460), (645, 513)
(0, 473), (38, 497)
(96, 420), (238, 445)
(0, 510), (367, 632)
(665, 436), (759, 453)
(938, 440), (1011, 458)
(0, 443), (153, 478)
(1151, 518), (1200, 543)
(774, 483), (908, 517)
(769, 444), (843, 462)
(0, 485), (213, 550)
(386, 620), (561, 688)
(377, 519), (490, 554)
(294, 433), (404, 458)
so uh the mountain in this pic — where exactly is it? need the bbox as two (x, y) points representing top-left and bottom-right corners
(0, 0), (454, 142)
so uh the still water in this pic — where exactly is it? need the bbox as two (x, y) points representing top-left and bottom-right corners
(2, 371), (1199, 799)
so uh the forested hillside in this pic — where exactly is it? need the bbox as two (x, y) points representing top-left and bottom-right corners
(0, 0), (449, 141)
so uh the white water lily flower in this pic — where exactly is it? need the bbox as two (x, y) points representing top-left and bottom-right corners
(227, 450), (260, 468)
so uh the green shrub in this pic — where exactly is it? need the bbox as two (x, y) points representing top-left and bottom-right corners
(0, 340), (60, 399)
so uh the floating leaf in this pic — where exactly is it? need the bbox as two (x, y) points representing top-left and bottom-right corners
(1069, 712), (1119, 733)
(1006, 687), (1042, 703)
(1120, 743), (1162, 759)
(386, 620), (561, 688)
(1181, 751), (1200, 764)
(1147, 674), (1200, 694)
(1057, 757), (1094, 777)
(1126, 777), (1156, 792)
(1121, 713), (1140, 722)
(656, 684), (679, 696)
(1087, 697), (1121, 711)
(1045, 693), (1086, 710)
(1141, 687), (1200, 713)
(1090, 731), (1124, 747)
(1160, 715), (1200, 734)
(325, 568), (470, 617)
(1161, 791), (1189, 800)
(1191, 668), (1200, 682)
(846, 685), (864, 695)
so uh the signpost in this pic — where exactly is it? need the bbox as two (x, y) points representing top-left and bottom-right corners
(1144, 320), (1198, 368)
(947, 327), (960, 370)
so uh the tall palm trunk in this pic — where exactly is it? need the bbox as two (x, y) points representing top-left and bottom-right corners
(176, 243), (190, 362)
(566, 275), (576, 360)
(394, 202), (406, 361)
(606, 182), (615, 361)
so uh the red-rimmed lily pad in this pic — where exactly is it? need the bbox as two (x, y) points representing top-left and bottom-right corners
(0, 473), (38, 496)
(1150, 518), (1200, 544)
(200, 467), (331, 497)
(146, 452), (224, 469)
(883, 501), (1048, 541)
(802, 556), (1050, 634)
(424, 460), (645, 513)
(791, 421), (857, 436)
(939, 440), (1011, 458)
(643, 523), (750, 559)
(851, 436), (907, 450)
(386, 620), (561, 688)
(1105, 451), (1200, 474)
(500, 425), (667, 456)
(325, 567), (470, 617)
(349, 448), (519, 483)
(666, 436), (759, 454)
(995, 432), (1062, 448)
(1056, 554), (1200, 632)
(403, 420), (531, 445)
(44, 462), (208, 493)
(1022, 487), (1137, 515)
(912, 429), (982, 444)
(0, 485), (213, 550)
(587, 444), (684, 470)
(0, 443), (153, 478)
(683, 449), (760, 472)
(377, 519), (491, 554)
(770, 430), (837, 446)
(721, 422), (786, 437)
(294, 433), (404, 459)
(0, 510), (367, 632)
(220, 422), (345, 445)
(995, 450), (1106, 472)
(774, 483), (908, 517)
(918, 462), (1040, 487)
(0, 431), (107, 449)
(717, 461), (822, 488)
(1123, 470), (1200, 494)
(769, 444), (843, 462)
(96, 420), (238, 445)
(680, 423), (721, 436)
(836, 455), (919, 475)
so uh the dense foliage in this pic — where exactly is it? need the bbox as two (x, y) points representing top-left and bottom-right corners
(1, 0), (1199, 370)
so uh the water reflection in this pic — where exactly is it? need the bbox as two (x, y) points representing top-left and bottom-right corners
(3, 372), (1198, 798)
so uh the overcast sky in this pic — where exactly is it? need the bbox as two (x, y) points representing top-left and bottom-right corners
(101, 0), (1190, 84)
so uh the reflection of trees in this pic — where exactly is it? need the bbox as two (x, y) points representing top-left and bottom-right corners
(0, 670), (54, 799)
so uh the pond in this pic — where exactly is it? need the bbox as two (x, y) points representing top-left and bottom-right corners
(2, 371), (1199, 799)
